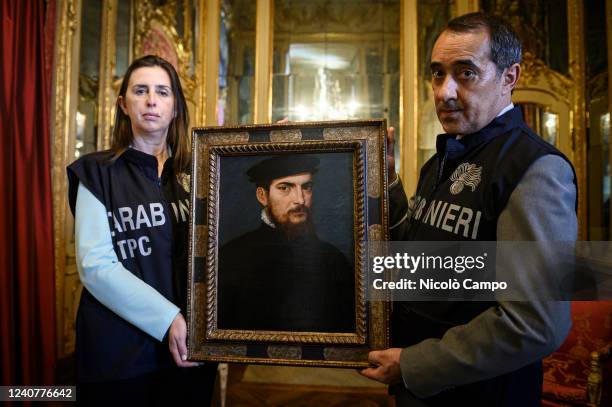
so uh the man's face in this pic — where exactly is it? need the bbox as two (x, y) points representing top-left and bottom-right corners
(257, 172), (313, 227)
(430, 29), (511, 135)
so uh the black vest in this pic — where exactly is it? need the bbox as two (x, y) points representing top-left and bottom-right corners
(67, 148), (190, 382)
(392, 106), (576, 406)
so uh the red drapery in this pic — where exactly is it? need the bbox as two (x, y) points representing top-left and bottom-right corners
(0, 0), (56, 385)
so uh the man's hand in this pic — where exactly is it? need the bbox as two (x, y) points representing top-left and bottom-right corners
(387, 127), (397, 184)
(359, 348), (403, 385)
(168, 312), (198, 368)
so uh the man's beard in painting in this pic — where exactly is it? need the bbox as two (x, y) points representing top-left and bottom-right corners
(268, 205), (316, 241)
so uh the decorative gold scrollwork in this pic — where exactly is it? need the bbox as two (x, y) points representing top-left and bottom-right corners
(518, 52), (572, 103)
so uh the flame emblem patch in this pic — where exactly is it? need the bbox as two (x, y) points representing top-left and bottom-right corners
(449, 163), (482, 195)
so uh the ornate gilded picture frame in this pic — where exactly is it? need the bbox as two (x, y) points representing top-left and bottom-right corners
(186, 120), (390, 368)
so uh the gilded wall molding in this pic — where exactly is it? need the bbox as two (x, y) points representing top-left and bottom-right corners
(194, 0), (206, 125)
(518, 52), (573, 103)
(97, 0), (118, 150)
(567, 0), (587, 239)
(454, 0), (480, 17)
(514, 52), (574, 156)
(253, 0), (273, 124)
(51, 0), (82, 358)
(274, 1), (395, 34)
(203, 0), (220, 125)
(400, 0), (418, 196)
(587, 72), (608, 102)
(273, 32), (398, 43)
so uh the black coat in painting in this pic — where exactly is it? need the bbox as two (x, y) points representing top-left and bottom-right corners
(217, 223), (355, 333)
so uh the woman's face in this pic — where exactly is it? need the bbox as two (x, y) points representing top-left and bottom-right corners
(119, 66), (175, 139)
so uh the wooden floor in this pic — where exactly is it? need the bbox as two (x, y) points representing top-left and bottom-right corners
(56, 356), (394, 406)
(222, 365), (395, 407)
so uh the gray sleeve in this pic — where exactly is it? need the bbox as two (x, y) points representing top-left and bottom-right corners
(497, 154), (577, 240)
(399, 154), (576, 397)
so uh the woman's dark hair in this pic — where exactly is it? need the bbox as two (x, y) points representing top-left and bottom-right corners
(111, 54), (190, 173)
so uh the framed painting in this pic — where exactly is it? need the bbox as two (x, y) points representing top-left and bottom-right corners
(187, 120), (390, 368)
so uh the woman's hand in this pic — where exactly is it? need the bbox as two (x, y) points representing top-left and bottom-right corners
(168, 312), (199, 367)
